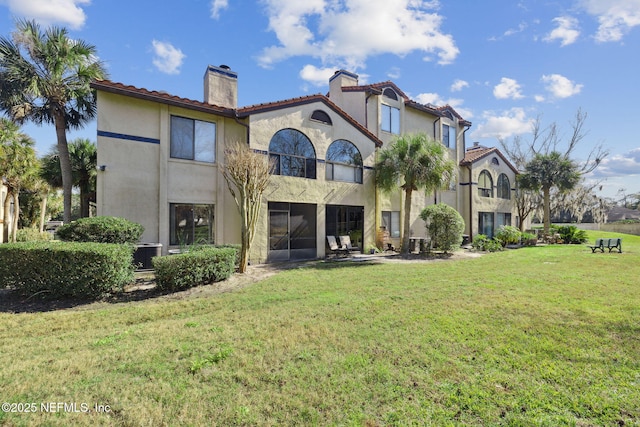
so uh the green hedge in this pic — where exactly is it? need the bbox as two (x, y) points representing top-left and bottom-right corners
(0, 241), (135, 299)
(152, 247), (236, 292)
(56, 216), (144, 244)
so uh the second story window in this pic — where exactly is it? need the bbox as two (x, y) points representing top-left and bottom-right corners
(497, 174), (511, 199)
(443, 125), (455, 149)
(325, 140), (363, 184)
(170, 116), (216, 163)
(381, 104), (400, 134)
(478, 170), (493, 198)
(269, 128), (317, 179)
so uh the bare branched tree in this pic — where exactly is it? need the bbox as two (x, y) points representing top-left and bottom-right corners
(499, 109), (609, 232)
(222, 142), (272, 273)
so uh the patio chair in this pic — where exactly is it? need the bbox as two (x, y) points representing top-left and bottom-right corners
(339, 235), (360, 253)
(327, 236), (349, 258)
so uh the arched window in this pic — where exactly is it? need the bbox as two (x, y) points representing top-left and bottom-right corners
(269, 129), (316, 179)
(478, 170), (493, 197)
(383, 88), (398, 100)
(492, 157), (500, 165)
(310, 110), (332, 125)
(497, 174), (511, 199)
(325, 140), (363, 184)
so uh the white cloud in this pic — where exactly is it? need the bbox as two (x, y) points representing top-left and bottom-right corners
(541, 74), (583, 99)
(471, 108), (534, 139)
(258, 0), (459, 70)
(151, 40), (186, 75)
(299, 64), (336, 86)
(593, 148), (640, 178)
(450, 79), (469, 92)
(387, 67), (401, 80)
(414, 92), (472, 119)
(493, 77), (524, 100)
(544, 16), (580, 46)
(1, 0), (89, 29)
(504, 22), (527, 37)
(580, 0), (640, 42)
(210, 0), (228, 19)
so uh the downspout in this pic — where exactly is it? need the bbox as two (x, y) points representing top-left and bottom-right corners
(433, 117), (442, 205)
(467, 165), (473, 241)
(462, 125), (471, 240)
(234, 113), (250, 146)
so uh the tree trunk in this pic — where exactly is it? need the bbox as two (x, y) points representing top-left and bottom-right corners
(11, 190), (19, 242)
(543, 186), (551, 236)
(2, 189), (11, 242)
(54, 111), (73, 223)
(238, 195), (250, 274)
(79, 173), (91, 218)
(39, 192), (48, 232)
(401, 187), (413, 253)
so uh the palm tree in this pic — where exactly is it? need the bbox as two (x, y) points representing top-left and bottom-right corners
(41, 138), (97, 218)
(518, 151), (581, 236)
(0, 117), (39, 242)
(0, 19), (108, 223)
(376, 133), (455, 253)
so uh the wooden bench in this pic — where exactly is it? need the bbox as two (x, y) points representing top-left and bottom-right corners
(587, 238), (622, 253)
(604, 238), (622, 253)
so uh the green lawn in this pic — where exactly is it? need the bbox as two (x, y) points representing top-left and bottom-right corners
(1, 231), (639, 426)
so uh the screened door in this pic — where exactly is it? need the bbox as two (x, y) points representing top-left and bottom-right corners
(326, 205), (364, 250)
(268, 202), (317, 262)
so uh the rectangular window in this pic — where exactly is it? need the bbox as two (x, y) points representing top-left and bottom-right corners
(170, 203), (214, 245)
(170, 116), (216, 163)
(497, 213), (512, 228)
(382, 211), (401, 238)
(325, 163), (363, 183)
(478, 212), (494, 238)
(442, 124), (455, 149)
(381, 104), (400, 134)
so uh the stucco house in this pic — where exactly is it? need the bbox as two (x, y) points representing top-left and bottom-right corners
(91, 65), (523, 262)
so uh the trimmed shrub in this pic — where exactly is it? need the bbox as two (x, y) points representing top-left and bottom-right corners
(152, 247), (236, 292)
(557, 225), (588, 244)
(471, 234), (503, 252)
(521, 232), (538, 246)
(56, 216), (144, 244)
(15, 227), (51, 242)
(495, 225), (522, 246)
(0, 241), (135, 299)
(419, 203), (465, 253)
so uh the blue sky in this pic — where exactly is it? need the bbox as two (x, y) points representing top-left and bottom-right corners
(1, 0), (639, 200)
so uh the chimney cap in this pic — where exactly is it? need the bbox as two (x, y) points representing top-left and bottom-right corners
(219, 64), (230, 70)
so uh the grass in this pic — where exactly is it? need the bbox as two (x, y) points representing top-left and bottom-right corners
(1, 230), (639, 426)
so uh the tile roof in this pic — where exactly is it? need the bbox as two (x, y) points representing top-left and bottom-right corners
(90, 80), (237, 117)
(338, 80), (471, 125)
(91, 80), (383, 148)
(460, 145), (519, 174)
(238, 94), (383, 147)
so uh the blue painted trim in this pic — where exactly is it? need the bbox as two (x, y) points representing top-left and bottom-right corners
(97, 130), (160, 144)
(207, 65), (238, 79)
(364, 166), (374, 170)
(329, 69), (359, 83)
(252, 149), (268, 155)
(317, 159), (326, 164)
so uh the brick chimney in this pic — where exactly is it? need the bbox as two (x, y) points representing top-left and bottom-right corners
(203, 64), (237, 108)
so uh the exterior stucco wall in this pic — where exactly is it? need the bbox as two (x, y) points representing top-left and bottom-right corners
(247, 103), (377, 261)
(96, 93), (162, 243)
(95, 90), (246, 252)
(469, 155), (518, 237)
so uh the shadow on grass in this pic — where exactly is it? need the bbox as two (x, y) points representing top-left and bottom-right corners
(0, 253), (459, 313)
